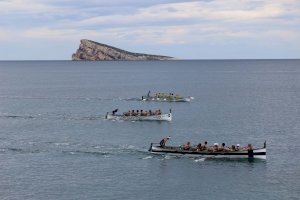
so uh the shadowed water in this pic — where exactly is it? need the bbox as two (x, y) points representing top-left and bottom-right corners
(0, 60), (299, 200)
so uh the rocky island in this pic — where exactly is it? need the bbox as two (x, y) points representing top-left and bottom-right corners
(72, 39), (173, 61)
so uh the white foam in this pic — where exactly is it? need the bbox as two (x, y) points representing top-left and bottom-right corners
(194, 158), (205, 162)
(127, 145), (135, 149)
(55, 142), (69, 146)
(142, 156), (153, 160)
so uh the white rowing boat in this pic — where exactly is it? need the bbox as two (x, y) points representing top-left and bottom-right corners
(141, 96), (192, 102)
(149, 142), (266, 159)
(138, 91), (193, 102)
(105, 110), (172, 121)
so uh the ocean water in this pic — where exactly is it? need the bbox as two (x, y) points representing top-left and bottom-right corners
(0, 60), (299, 200)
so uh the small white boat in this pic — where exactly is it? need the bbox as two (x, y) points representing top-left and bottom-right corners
(105, 110), (172, 121)
(149, 141), (266, 159)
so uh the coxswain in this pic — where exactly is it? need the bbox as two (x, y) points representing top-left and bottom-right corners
(159, 136), (170, 148)
(112, 109), (118, 115)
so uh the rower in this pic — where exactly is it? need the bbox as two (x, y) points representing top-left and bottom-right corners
(236, 144), (240, 151)
(159, 136), (170, 148)
(213, 143), (219, 151)
(197, 143), (202, 151)
(231, 145), (236, 151)
(203, 141), (208, 150)
(246, 144), (253, 150)
(218, 143), (227, 151)
(183, 142), (191, 150)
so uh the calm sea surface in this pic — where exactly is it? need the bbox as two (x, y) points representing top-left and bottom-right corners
(0, 60), (299, 200)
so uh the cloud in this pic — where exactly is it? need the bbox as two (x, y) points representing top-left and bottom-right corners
(0, 0), (299, 59)
(21, 24), (300, 47)
(72, 0), (299, 27)
(0, 29), (10, 41)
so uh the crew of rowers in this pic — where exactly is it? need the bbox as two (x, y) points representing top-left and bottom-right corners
(123, 109), (162, 116)
(143, 91), (182, 99)
(159, 137), (253, 151)
(154, 93), (182, 99)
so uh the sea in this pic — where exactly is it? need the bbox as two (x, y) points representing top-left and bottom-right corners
(0, 60), (299, 200)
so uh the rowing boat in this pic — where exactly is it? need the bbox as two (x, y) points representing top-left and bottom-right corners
(105, 110), (172, 121)
(141, 96), (192, 102)
(149, 142), (266, 159)
(139, 91), (193, 102)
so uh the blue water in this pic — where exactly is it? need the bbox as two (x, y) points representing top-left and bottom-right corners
(0, 60), (299, 200)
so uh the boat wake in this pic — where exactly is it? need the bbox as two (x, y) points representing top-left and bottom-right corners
(194, 158), (206, 162)
(0, 95), (120, 101)
(0, 142), (149, 159)
(0, 114), (36, 119)
(0, 113), (103, 121)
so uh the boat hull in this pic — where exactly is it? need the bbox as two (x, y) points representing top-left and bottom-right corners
(149, 145), (266, 159)
(141, 97), (191, 102)
(106, 113), (172, 121)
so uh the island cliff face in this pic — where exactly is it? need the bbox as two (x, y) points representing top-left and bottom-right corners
(72, 39), (173, 61)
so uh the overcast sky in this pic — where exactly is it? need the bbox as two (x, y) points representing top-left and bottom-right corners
(0, 0), (299, 60)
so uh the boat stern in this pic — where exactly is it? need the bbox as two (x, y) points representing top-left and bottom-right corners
(253, 147), (266, 159)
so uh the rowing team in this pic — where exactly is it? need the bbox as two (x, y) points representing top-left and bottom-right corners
(153, 93), (181, 98)
(160, 137), (253, 151)
(123, 109), (162, 116)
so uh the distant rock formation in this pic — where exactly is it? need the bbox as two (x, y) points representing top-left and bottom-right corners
(72, 39), (173, 61)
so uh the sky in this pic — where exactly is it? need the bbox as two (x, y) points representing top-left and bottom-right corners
(0, 0), (299, 60)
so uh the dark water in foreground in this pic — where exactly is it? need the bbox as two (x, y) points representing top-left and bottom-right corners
(0, 60), (299, 200)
